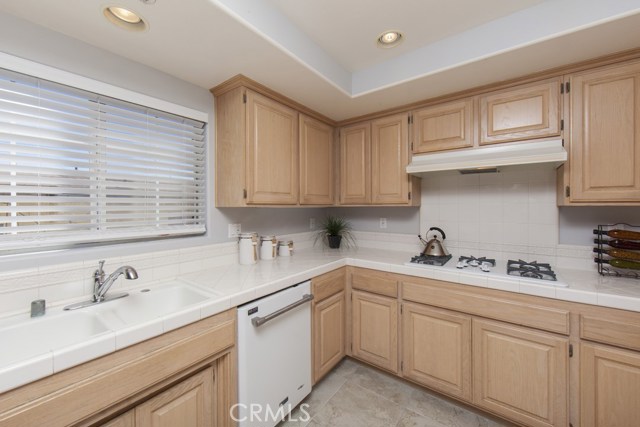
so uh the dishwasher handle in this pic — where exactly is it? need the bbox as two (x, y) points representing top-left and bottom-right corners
(251, 293), (314, 327)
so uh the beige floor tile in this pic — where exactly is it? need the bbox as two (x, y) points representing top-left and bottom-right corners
(281, 358), (512, 427)
(312, 381), (406, 427)
(395, 410), (449, 427)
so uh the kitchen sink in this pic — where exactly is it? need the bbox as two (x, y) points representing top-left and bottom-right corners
(92, 283), (212, 327)
(0, 311), (111, 367)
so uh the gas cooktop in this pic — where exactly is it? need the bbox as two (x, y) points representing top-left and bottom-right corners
(405, 254), (567, 287)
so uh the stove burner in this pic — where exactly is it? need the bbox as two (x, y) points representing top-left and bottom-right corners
(507, 259), (557, 281)
(409, 254), (452, 266)
(458, 256), (496, 267)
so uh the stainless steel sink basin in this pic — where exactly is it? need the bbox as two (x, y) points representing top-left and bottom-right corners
(0, 311), (111, 366)
(92, 284), (212, 327)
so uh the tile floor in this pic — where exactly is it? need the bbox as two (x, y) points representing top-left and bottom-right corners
(278, 358), (513, 427)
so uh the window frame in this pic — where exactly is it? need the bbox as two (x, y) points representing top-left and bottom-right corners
(0, 51), (211, 264)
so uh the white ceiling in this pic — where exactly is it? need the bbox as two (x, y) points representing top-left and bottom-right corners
(1, 0), (640, 121)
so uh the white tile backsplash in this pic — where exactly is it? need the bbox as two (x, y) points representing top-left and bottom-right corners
(420, 165), (560, 260)
(0, 232), (315, 317)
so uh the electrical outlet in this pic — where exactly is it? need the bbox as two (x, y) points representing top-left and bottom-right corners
(379, 218), (387, 229)
(309, 218), (316, 230)
(228, 223), (241, 238)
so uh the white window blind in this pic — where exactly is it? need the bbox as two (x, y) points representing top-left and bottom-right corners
(0, 67), (206, 254)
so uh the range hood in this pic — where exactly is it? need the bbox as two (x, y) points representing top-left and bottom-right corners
(406, 139), (567, 175)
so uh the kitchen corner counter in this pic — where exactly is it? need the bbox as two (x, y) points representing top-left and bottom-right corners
(2, 246), (640, 394)
(179, 247), (640, 313)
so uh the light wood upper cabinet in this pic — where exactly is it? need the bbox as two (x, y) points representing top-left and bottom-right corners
(479, 78), (561, 145)
(300, 114), (334, 205)
(214, 82), (335, 207)
(371, 113), (411, 204)
(339, 122), (371, 204)
(565, 60), (640, 203)
(412, 98), (473, 153)
(473, 319), (568, 427)
(351, 289), (398, 373)
(402, 303), (471, 401)
(136, 367), (214, 427)
(581, 342), (640, 427)
(246, 90), (299, 205)
(338, 118), (419, 206)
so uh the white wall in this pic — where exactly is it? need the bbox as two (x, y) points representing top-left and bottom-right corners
(559, 206), (640, 245)
(327, 206), (420, 234)
(0, 13), (328, 269)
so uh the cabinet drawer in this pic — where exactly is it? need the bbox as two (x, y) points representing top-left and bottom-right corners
(402, 279), (569, 335)
(580, 314), (640, 351)
(313, 268), (346, 301)
(350, 268), (398, 297)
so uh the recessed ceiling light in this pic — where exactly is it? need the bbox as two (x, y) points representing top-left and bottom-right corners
(377, 30), (403, 48)
(103, 5), (148, 31)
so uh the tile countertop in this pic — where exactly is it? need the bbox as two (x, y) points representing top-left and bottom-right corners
(2, 247), (640, 394)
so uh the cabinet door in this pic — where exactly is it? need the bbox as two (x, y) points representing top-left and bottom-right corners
(412, 98), (473, 153)
(473, 319), (568, 427)
(479, 79), (561, 145)
(581, 342), (640, 427)
(371, 113), (410, 204)
(136, 367), (214, 427)
(339, 123), (371, 204)
(246, 90), (299, 204)
(351, 290), (398, 373)
(402, 303), (471, 401)
(101, 411), (134, 427)
(569, 61), (640, 202)
(314, 291), (345, 382)
(300, 115), (334, 205)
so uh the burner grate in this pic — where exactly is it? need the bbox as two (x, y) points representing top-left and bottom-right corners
(409, 254), (452, 266)
(507, 259), (557, 281)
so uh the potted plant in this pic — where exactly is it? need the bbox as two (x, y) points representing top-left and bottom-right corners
(315, 215), (355, 249)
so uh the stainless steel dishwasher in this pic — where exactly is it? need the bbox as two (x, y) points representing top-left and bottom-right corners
(236, 281), (313, 427)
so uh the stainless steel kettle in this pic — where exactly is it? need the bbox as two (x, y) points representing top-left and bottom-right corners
(419, 227), (450, 257)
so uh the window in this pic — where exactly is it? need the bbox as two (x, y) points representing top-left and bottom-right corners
(0, 67), (206, 254)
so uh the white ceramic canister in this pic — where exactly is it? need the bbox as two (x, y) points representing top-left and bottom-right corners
(238, 232), (258, 265)
(259, 235), (277, 260)
(277, 240), (294, 257)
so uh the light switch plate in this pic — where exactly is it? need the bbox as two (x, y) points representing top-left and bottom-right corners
(228, 223), (241, 238)
(309, 218), (316, 230)
(379, 218), (387, 229)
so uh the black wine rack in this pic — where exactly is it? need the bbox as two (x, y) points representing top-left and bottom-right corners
(594, 223), (640, 279)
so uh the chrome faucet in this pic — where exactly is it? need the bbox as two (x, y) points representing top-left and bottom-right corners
(64, 260), (138, 310)
(93, 260), (138, 302)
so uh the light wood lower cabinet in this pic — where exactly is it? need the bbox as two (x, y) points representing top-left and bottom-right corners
(313, 291), (346, 382)
(0, 310), (236, 427)
(401, 303), (471, 401)
(312, 268), (346, 384)
(473, 319), (568, 427)
(101, 411), (134, 427)
(580, 342), (640, 427)
(136, 367), (214, 427)
(351, 290), (398, 373)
